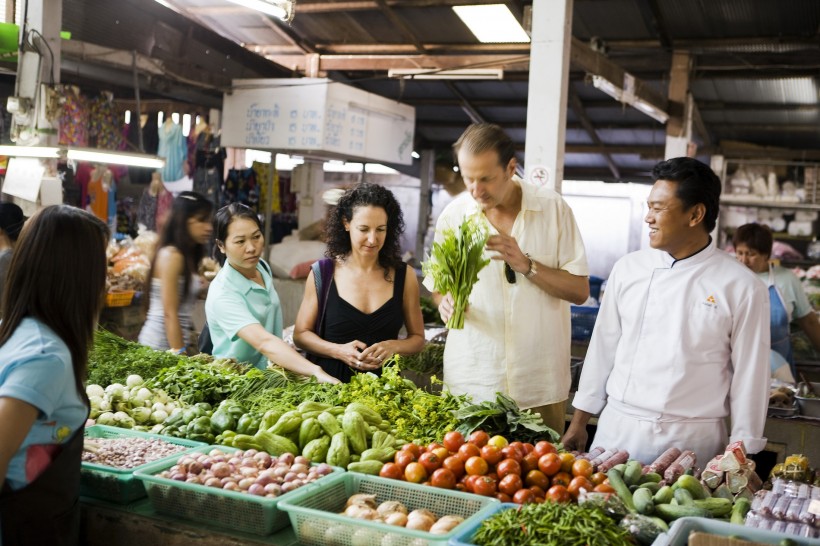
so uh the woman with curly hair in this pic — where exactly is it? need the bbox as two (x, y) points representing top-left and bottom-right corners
(294, 183), (424, 382)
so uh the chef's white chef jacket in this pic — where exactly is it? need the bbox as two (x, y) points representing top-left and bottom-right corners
(424, 180), (589, 409)
(573, 240), (771, 458)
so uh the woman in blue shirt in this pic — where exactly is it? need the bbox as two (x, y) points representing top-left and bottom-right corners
(205, 203), (339, 383)
(0, 205), (109, 546)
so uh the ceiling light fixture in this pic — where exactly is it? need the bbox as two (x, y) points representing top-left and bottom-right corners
(387, 68), (504, 81)
(225, 0), (295, 22)
(66, 148), (166, 169)
(0, 145), (61, 158)
(452, 4), (530, 44)
(592, 74), (669, 124)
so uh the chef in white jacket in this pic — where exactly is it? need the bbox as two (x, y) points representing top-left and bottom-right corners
(563, 157), (771, 466)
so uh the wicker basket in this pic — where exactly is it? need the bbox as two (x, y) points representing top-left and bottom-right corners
(81, 425), (205, 504)
(278, 472), (500, 546)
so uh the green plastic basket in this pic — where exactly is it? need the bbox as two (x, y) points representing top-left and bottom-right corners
(133, 445), (341, 536)
(278, 472), (501, 546)
(80, 425), (205, 504)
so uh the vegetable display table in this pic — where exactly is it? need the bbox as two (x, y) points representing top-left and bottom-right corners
(81, 497), (297, 546)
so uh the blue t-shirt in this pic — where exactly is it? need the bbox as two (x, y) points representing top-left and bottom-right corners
(204, 260), (283, 369)
(0, 318), (87, 490)
(757, 265), (813, 322)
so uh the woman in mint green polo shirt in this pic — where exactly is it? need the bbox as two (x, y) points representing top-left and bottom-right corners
(205, 203), (339, 383)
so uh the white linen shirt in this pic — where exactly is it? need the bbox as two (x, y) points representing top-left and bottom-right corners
(424, 181), (589, 409)
(572, 240), (771, 453)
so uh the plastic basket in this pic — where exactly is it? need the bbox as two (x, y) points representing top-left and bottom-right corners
(105, 290), (135, 307)
(278, 472), (500, 546)
(134, 445), (341, 536)
(653, 517), (819, 546)
(448, 502), (514, 546)
(81, 425), (205, 504)
(570, 305), (599, 341)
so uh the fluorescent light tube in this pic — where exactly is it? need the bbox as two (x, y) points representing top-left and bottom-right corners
(453, 4), (530, 44)
(226, 0), (290, 19)
(0, 145), (61, 158)
(66, 148), (166, 169)
(387, 68), (503, 80)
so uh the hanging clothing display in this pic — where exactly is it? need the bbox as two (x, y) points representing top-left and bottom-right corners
(253, 161), (281, 213)
(87, 165), (116, 231)
(158, 120), (187, 182)
(88, 94), (122, 150)
(58, 86), (89, 147)
(222, 168), (259, 210)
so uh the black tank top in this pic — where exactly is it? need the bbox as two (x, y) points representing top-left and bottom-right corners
(316, 264), (406, 382)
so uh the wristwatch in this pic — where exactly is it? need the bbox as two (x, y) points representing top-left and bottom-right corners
(525, 254), (537, 279)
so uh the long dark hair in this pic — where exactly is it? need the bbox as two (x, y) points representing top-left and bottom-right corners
(0, 206), (109, 397)
(325, 183), (404, 278)
(213, 203), (263, 266)
(146, 191), (213, 300)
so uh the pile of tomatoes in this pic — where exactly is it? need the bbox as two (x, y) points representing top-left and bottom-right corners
(378, 430), (616, 504)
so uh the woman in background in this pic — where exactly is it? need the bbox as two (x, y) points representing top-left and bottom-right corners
(0, 202), (25, 308)
(734, 223), (820, 381)
(205, 203), (339, 383)
(294, 183), (425, 382)
(0, 206), (109, 545)
(139, 191), (213, 354)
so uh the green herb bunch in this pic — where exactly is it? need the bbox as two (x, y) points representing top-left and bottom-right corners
(423, 213), (490, 329)
(87, 329), (184, 386)
(453, 392), (559, 444)
(473, 502), (633, 546)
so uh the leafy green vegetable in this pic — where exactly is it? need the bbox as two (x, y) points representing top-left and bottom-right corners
(453, 392), (559, 444)
(87, 329), (183, 386)
(473, 502), (633, 546)
(422, 213), (490, 329)
(397, 343), (445, 375)
(145, 359), (263, 406)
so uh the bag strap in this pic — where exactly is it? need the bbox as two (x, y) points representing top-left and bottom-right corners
(312, 258), (334, 336)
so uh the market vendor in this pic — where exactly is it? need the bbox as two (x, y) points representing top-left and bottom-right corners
(563, 157), (771, 466)
(205, 203), (339, 384)
(733, 223), (820, 382)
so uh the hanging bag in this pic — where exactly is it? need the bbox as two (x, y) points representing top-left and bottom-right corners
(306, 258), (334, 362)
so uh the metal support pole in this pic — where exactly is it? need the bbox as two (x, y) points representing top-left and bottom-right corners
(416, 149), (435, 261)
(132, 50), (144, 152)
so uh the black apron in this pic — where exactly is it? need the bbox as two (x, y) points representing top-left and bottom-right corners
(0, 411), (87, 546)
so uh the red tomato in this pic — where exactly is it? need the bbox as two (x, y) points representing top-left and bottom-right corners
(513, 488), (536, 505)
(500, 446), (523, 463)
(534, 441), (558, 457)
(394, 450), (416, 470)
(418, 452), (442, 475)
(509, 442), (526, 455)
(521, 452), (541, 475)
(465, 456), (489, 476)
(558, 453), (575, 474)
(568, 476), (594, 499)
(571, 459), (593, 479)
(529, 485), (546, 499)
(427, 442), (444, 453)
(379, 462), (404, 480)
(480, 445), (503, 466)
(524, 469), (550, 491)
(464, 474), (481, 493)
(442, 431), (465, 452)
(593, 483), (616, 494)
(442, 455), (465, 478)
(522, 443), (535, 454)
(472, 475), (497, 497)
(546, 484), (571, 503)
(495, 492), (512, 503)
(590, 472), (607, 486)
(430, 468), (456, 489)
(401, 443), (422, 459)
(551, 472), (572, 488)
(537, 453), (562, 476)
(496, 458), (522, 479)
(468, 430), (490, 448)
(404, 462), (427, 483)
(457, 442), (481, 462)
(431, 447), (450, 462)
(498, 474), (524, 496)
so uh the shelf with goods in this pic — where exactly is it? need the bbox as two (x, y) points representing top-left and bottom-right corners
(717, 158), (820, 263)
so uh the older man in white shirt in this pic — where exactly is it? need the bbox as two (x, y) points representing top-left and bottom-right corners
(563, 157), (770, 466)
(426, 123), (590, 435)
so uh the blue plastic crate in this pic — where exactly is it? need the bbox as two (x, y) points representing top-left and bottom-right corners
(589, 275), (604, 301)
(570, 305), (599, 341)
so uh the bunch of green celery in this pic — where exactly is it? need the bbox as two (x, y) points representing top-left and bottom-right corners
(422, 213), (490, 329)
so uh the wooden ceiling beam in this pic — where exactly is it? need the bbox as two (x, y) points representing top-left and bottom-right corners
(265, 53), (529, 72)
(294, 0), (507, 12)
(568, 87), (621, 179)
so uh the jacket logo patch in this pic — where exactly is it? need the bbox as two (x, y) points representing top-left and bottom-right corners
(702, 294), (717, 309)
